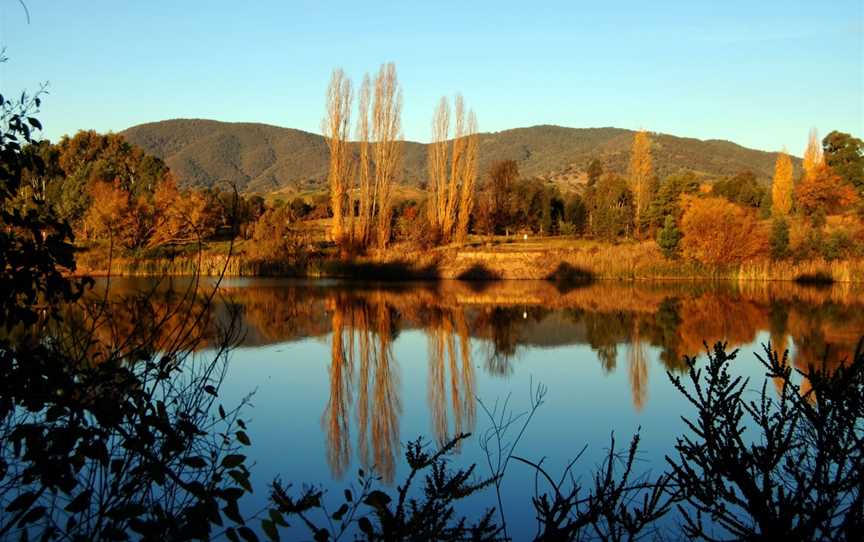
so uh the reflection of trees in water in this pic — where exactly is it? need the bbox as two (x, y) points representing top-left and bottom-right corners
(321, 292), (481, 483)
(58, 283), (217, 363)
(628, 319), (648, 412)
(323, 295), (401, 483)
(84, 279), (864, 473)
(470, 307), (531, 376)
(427, 308), (475, 449)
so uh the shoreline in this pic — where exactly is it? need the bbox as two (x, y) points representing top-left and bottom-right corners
(72, 242), (864, 284)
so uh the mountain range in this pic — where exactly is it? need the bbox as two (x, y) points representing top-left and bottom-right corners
(121, 119), (794, 195)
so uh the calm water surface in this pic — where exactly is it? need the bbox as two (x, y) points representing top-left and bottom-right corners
(100, 278), (864, 539)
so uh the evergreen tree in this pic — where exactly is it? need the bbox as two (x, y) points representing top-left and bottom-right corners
(769, 217), (790, 260)
(657, 215), (681, 258)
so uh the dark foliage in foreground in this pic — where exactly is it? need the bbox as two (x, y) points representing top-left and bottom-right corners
(667, 341), (864, 541)
(272, 434), (500, 541)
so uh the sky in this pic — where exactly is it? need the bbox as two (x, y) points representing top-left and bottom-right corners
(0, 0), (861, 155)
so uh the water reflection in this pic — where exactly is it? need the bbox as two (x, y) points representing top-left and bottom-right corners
(87, 278), (864, 481)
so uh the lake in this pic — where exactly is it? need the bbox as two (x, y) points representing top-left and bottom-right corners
(92, 277), (864, 539)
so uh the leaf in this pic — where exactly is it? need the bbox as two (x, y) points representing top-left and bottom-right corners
(261, 519), (279, 541)
(236, 431), (251, 446)
(204, 385), (217, 396)
(18, 506), (46, 526)
(269, 508), (288, 527)
(358, 517), (373, 535)
(238, 526), (259, 542)
(331, 503), (349, 521)
(225, 528), (240, 542)
(65, 490), (92, 513)
(183, 456), (207, 469)
(229, 470), (253, 493)
(313, 529), (330, 542)
(363, 490), (391, 510)
(223, 500), (244, 524)
(6, 492), (37, 512)
(219, 405), (227, 419)
(221, 454), (246, 469)
(27, 117), (42, 130)
(344, 489), (353, 502)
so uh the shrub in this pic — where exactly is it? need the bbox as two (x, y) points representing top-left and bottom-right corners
(679, 196), (767, 265)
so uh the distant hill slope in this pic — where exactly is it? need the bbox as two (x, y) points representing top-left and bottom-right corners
(122, 119), (795, 194)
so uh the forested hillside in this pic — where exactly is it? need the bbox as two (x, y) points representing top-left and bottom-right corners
(122, 119), (796, 193)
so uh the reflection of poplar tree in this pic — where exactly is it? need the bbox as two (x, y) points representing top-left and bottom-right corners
(627, 319), (648, 412)
(324, 303), (352, 478)
(427, 308), (476, 449)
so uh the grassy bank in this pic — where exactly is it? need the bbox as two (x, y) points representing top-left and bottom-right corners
(74, 238), (864, 283)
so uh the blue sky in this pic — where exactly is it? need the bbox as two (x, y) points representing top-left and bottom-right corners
(0, 0), (861, 154)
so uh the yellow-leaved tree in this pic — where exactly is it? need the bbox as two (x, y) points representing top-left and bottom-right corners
(802, 128), (824, 180)
(427, 94), (479, 244)
(771, 150), (793, 216)
(628, 130), (653, 235)
(323, 68), (353, 246)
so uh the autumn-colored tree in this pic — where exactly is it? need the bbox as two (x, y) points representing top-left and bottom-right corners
(371, 63), (402, 249)
(82, 179), (154, 249)
(802, 128), (824, 180)
(628, 130), (653, 235)
(679, 196), (767, 265)
(149, 175), (220, 246)
(427, 95), (479, 244)
(795, 162), (859, 217)
(355, 74), (373, 245)
(248, 205), (295, 261)
(323, 69), (353, 246)
(475, 160), (518, 236)
(771, 150), (794, 216)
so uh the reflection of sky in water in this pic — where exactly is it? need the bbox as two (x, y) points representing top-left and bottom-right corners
(100, 278), (863, 539)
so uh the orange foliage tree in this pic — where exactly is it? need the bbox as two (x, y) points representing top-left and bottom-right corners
(82, 179), (154, 249)
(150, 176), (220, 246)
(795, 163), (859, 217)
(679, 196), (767, 265)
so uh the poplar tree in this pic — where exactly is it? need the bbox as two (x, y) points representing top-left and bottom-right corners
(323, 69), (352, 245)
(628, 130), (653, 235)
(771, 150), (793, 216)
(802, 128), (824, 180)
(427, 94), (479, 244)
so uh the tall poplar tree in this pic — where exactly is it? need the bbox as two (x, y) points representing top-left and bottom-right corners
(427, 94), (479, 244)
(771, 150), (793, 216)
(323, 69), (352, 245)
(802, 128), (824, 180)
(628, 130), (653, 235)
